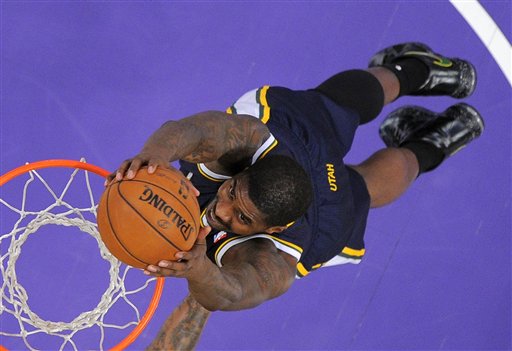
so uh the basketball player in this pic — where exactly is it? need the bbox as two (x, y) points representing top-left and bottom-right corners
(109, 43), (484, 350)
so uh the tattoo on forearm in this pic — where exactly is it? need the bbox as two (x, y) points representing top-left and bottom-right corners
(176, 112), (269, 164)
(146, 295), (211, 351)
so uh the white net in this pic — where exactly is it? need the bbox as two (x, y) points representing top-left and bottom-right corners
(0, 161), (157, 350)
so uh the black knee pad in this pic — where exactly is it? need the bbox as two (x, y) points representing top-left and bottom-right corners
(315, 70), (384, 125)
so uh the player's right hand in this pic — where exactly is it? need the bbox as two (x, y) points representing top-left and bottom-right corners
(105, 154), (200, 196)
(120, 152), (169, 179)
(105, 152), (166, 184)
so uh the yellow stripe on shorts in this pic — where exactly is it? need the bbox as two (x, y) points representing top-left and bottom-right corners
(257, 86), (271, 123)
(341, 247), (365, 258)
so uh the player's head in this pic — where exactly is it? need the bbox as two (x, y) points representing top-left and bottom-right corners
(245, 155), (313, 227)
(204, 155), (313, 235)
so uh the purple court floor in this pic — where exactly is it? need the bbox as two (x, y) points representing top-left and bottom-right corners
(1, 2), (510, 350)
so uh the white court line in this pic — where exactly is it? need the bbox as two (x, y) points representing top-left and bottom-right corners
(450, 0), (512, 86)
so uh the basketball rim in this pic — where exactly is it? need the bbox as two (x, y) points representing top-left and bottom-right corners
(0, 159), (165, 351)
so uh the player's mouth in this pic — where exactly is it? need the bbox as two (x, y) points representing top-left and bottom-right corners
(206, 200), (224, 230)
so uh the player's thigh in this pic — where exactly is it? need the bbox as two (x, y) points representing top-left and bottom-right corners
(350, 148), (418, 208)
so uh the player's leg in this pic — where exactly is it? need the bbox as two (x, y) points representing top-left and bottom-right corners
(352, 103), (484, 208)
(351, 147), (418, 208)
(315, 42), (476, 125)
(314, 69), (389, 125)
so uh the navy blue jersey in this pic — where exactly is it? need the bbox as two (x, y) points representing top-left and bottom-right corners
(179, 86), (370, 278)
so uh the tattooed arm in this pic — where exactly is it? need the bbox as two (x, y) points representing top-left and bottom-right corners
(146, 294), (210, 351)
(147, 234), (298, 311)
(144, 241), (296, 350)
(109, 111), (270, 181)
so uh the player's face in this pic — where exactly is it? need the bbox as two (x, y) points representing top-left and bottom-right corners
(204, 175), (271, 236)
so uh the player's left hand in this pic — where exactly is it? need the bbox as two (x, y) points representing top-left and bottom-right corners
(144, 226), (212, 278)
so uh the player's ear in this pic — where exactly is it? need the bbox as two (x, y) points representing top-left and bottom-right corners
(264, 225), (287, 234)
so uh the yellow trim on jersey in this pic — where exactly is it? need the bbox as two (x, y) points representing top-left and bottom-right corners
(258, 85), (271, 124)
(212, 233), (303, 259)
(196, 164), (224, 183)
(271, 236), (303, 254)
(285, 221), (296, 228)
(256, 138), (278, 162)
(312, 263), (322, 269)
(200, 208), (207, 228)
(212, 234), (303, 268)
(342, 247), (365, 257)
(214, 236), (241, 261)
(297, 262), (310, 277)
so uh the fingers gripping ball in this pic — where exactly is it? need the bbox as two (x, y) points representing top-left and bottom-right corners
(97, 167), (200, 268)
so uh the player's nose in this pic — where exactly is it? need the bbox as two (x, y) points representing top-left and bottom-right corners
(215, 198), (232, 223)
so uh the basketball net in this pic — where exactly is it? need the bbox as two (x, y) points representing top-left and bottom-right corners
(0, 159), (164, 351)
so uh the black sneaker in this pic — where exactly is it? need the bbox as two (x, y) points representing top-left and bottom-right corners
(369, 42), (477, 98)
(379, 105), (436, 147)
(380, 103), (485, 159)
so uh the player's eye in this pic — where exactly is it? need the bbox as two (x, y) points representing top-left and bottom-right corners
(239, 213), (250, 225)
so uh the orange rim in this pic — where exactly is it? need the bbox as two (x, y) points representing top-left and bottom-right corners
(0, 159), (165, 351)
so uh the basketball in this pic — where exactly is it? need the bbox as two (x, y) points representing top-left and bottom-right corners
(97, 167), (200, 269)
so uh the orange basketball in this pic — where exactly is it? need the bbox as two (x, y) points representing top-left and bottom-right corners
(97, 167), (200, 269)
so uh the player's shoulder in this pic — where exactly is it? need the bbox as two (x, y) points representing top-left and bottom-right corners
(206, 228), (306, 268)
(224, 236), (279, 257)
(220, 237), (297, 281)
